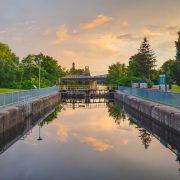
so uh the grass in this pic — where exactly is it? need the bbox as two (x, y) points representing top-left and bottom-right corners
(171, 85), (180, 92)
(0, 88), (22, 93)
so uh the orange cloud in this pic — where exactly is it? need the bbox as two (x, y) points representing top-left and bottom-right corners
(48, 24), (69, 45)
(79, 14), (112, 30)
(121, 21), (129, 27)
(52, 121), (68, 142)
(80, 136), (113, 151)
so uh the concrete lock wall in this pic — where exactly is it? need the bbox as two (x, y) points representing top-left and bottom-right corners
(115, 91), (180, 134)
(0, 92), (61, 134)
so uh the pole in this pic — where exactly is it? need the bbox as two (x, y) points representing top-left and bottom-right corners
(39, 59), (41, 89)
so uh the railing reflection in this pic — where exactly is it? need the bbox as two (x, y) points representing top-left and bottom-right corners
(0, 106), (62, 155)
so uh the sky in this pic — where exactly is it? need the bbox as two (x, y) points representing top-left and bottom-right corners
(0, 0), (180, 75)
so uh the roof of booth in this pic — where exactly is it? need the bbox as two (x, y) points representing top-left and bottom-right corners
(62, 75), (107, 81)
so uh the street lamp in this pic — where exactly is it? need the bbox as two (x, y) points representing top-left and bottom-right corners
(38, 58), (42, 89)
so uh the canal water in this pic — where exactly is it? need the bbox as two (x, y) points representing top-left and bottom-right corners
(0, 101), (180, 180)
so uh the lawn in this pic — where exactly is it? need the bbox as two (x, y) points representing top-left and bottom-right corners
(171, 85), (180, 92)
(0, 88), (22, 93)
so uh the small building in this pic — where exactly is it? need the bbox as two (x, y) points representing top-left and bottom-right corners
(61, 75), (106, 90)
(131, 80), (140, 88)
(131, 80), (147, 89)
(140, 80), (148, 89)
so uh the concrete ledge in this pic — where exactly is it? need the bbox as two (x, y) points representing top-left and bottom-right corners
(0, 92), (61, 132)
(115, 91), (180, 133)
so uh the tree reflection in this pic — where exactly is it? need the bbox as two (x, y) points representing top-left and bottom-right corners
(107, 103), (126, 125)
(40, 104), (65, 127)
(138, 128), (152, 150)
(176, 155), (180, 171)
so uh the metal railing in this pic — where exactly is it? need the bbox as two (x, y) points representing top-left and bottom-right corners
(118, 86), (180, 108)
(0, 86), (58, 108)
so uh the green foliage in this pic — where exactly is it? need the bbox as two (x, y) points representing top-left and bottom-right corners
(20, 53), (66, 89)
(172, 85), (180, 92)
(0, 42), (66, 89)
(173, 61), (180, 85)
(107, 103), (126, 124)
(0, 42), (19, 87)
(160, 59), (176, 85)
(107, 62), (128, 85)
(0, 88), (22, 93)
(40, 105), (64, 127)
(128, 38), (156, 79)
(175, 31), (180, 62)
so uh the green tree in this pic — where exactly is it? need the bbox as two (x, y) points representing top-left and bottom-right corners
(128, 37), (156, 79)
(107, 62), (127, 85)
(138, 128), (152, 150)
(21, 53), (65, 89)
(161, 59), (176, 87)
(107, 103), (126, 125)
(174, 31), (180, 85)
(0, 42), (19, 87)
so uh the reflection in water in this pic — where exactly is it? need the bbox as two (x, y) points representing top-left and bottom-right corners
(138, 128), (152, 150)
(107, 103), (152, 150)
(0, 98), (180, 179)
(107, 103), (126, 124)
(111, 100), (180, 170)
(0, 106), (62, 154)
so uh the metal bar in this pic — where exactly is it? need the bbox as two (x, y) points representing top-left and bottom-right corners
(0, 86), (58, 108)
(118, 86), (180, 108)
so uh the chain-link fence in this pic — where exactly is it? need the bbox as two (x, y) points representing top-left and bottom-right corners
(118, 86), (180, 108)
(0, 86), (58, 108)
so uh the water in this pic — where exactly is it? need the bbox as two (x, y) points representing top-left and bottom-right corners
(0, 101), (180, 180)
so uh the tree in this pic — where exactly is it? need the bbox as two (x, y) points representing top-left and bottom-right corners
(175, 31), (180, 62)
(21, 53), (65, 89)
(174, 31), (180, 85)
(161, 59), (176, 87)
(138, 128), (152, 150)
(107, 103), (126, 125)
(128, 37), (156, 79)
(107, 62), (128, 85)
(0, 42), (19, 87)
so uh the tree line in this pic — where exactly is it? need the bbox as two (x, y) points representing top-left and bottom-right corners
(107, 31), (180, 87)
(0, 42), (66, 89)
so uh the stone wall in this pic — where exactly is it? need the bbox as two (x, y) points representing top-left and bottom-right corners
(0, 92), (61, 135)
(115, 91), (180, 134)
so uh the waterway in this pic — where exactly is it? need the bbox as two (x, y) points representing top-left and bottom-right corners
(0, 100), (179, 180)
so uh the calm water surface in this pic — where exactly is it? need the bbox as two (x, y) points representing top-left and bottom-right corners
(0, 102), (180, 180)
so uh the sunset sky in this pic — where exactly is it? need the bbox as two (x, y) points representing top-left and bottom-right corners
(0, 0), (180, 75)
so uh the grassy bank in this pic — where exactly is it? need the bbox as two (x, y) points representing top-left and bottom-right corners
(0, 88), (22, 93)
(171, 85), (180, 92)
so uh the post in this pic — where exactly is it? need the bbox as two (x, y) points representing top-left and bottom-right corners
(38, 59), (41, 89)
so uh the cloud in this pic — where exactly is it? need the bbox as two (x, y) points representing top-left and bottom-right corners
(121, 21), (129, 27)
(52, 121), (68, 142)
(80, 136), (113, 151)
(79, 14), (112, 30)
(48, 24), (69, 45)
(12, 36), (24, 43)
(0, 30), (7, 34)
(117, 33), (141, 41)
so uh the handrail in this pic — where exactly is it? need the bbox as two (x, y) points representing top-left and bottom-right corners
(0, 86), (58, 108)
(118, 86), (180, 108)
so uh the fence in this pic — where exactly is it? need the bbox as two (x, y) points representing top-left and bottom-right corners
(0, 86), (58, 108)
(118, 86), (180, 108)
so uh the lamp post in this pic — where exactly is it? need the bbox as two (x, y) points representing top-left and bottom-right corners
(38, 58), (42, 89)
